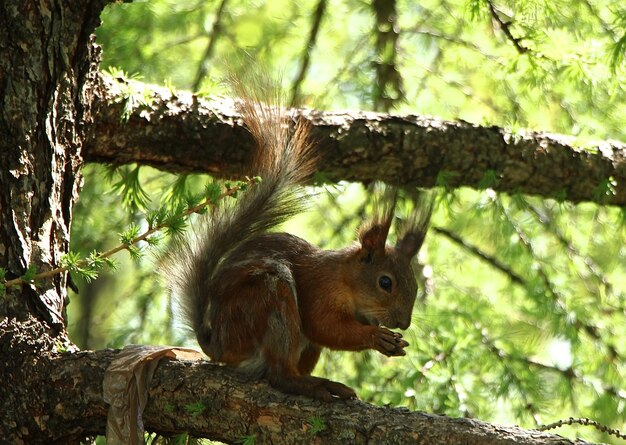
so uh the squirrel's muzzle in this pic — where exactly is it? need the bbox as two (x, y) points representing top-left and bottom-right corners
(394, 311), (412, 330)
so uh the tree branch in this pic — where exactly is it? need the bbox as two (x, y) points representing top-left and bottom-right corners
(86, 73), (626, 206)
(289, 0), (327, 106)
(0, 318), (596, 444)
(486, 1), (529, 54)
(191, 0), (229, 92)
(432, 226), (526, 285)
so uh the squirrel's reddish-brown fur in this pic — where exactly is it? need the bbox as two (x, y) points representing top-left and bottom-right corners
(168, 85), (432, 401)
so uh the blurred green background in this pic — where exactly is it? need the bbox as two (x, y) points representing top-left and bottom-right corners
(72, 0), (625, 442)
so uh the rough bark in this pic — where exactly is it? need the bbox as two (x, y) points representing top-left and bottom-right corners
(0, 0), (103, 442)
(87, 73), (626, 206)
(0, 318), (594, 445)
(0, 1), (107, 329)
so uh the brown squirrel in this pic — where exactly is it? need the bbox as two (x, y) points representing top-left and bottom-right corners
(169, 88), (432, 401)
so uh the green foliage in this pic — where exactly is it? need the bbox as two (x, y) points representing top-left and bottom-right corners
(103, 67), (154, 121)
(172, 433), (188, 445)
(143, 432), (207, 445)
(61, 251), (100, 282)
(204, 182), (223, 205)
(611, 7), (626, 74)
(477, 169), (499, 190)
(108, 165), (151, 211)
(593, 176), (617, 203)
(306, 415), (326, 435)
(119, 223), (141, 245)
(0, 268), (6, 294)
(72, 1), (626, 443)
(119, 223), (143, 260)
(164, 210), (188, 238)
(22, 264), (38, 284)
(161, 175), (190, 207)
(435, 170), (459, 191)
(65, 164), (250, 349)
(234, 435), (256, 445)
(53, 340), (69, 353)
(183, 401), (206, 417)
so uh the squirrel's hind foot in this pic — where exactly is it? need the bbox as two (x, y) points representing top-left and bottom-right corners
(269, 374), (357, 402)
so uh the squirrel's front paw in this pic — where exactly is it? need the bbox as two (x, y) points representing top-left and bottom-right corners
(372, 327), (409, 356)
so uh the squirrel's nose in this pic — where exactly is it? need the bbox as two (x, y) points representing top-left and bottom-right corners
(396, 313), (411, 330)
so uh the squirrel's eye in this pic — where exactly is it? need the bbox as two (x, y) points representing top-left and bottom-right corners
(378, 275), (393, 293)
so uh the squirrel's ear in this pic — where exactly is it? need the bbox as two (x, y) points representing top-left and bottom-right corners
(358, 223), (390, 261)
(395, 233), (425, 259)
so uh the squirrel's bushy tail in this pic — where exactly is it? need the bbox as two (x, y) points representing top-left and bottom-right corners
(168, 81), (316, 346)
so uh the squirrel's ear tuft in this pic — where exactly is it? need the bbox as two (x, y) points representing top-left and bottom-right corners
(357, 184), (397, 260)
(394, 189), (434, 259)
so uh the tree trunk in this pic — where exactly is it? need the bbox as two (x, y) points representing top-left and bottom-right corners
(0, 1), (107, 442)
(0, 0), (105, 328)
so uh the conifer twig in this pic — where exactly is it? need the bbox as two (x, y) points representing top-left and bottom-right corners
(2, 177), (258, 291)
(527, 203), (614, 299)
(537, 417), (626, 440)
(432, 226), (525, 285)
(486, 0), (529, 54)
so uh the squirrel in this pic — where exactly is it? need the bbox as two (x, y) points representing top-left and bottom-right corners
(168, 83), (432, 401)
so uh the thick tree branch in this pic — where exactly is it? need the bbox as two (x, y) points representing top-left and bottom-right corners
(87, 74), (626, 206)
(1, 318), (594, 445)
